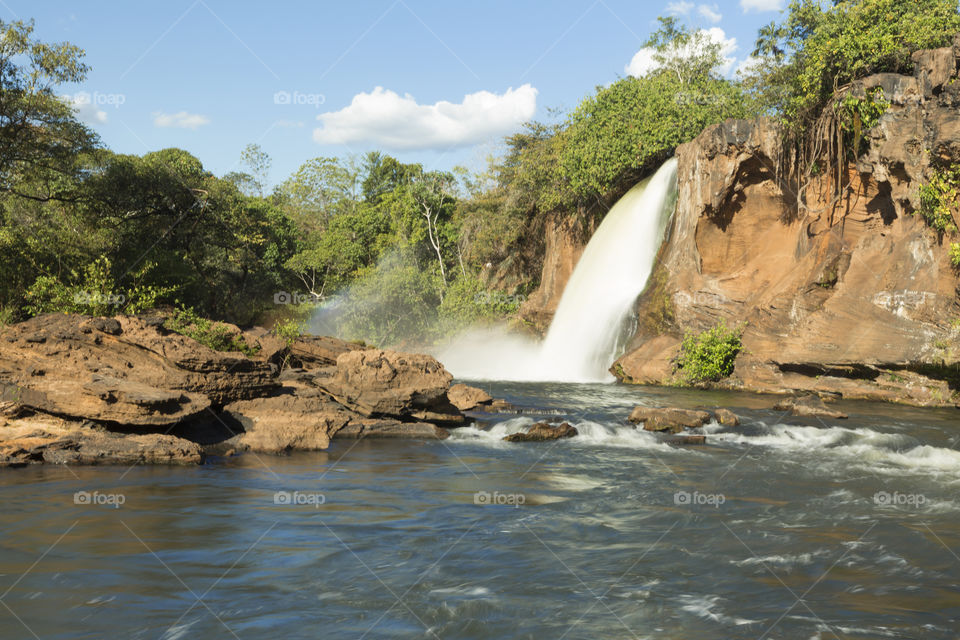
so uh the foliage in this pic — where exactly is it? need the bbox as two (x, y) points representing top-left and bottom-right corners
(747, 0), (960, 130)
(917, 164), (960, 234)
(23, 257), (174, 317)
(834, 87), (889, 157)
(950, 243), (960, 268)
(272, 318), (305, 346)
(674, 320), (744, 383)
(164, 306), (258, 355)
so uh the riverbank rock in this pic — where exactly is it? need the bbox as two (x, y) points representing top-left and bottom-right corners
(222, 385), (356, 453)
(317, 349), (465, 426)
(628, 406), (712, 433)
(0, 415), (202, 467)
(503, 421), (578, 442)
(289, 335), (363, 368)
(714, 408), (741, 427)
(773, 395), (849, 420)
(0, 314), (281, 427)
(448, 383), (494, 411)
(333, 420), (450, 440)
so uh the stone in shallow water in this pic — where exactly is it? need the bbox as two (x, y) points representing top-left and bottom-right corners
(773, 395), (848, 419)
(503, 421), (578, 443)
(628, 406), (711, 433)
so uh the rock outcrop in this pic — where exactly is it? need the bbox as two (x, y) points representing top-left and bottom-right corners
(773, 395), (849, 420)
(448, 383), (493, 411)
(0, 314), (467, 465)
(503, 421), (578, 442)
(613, 43), (960, 408)
(627, 406), (712, 433)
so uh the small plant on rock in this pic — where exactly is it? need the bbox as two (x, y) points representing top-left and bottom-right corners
(674, 320), (744, 384)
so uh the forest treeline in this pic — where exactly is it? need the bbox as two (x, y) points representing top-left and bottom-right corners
(1, 0), (957, 346)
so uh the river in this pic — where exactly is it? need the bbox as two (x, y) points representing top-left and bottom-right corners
(1, 381), (958, 639)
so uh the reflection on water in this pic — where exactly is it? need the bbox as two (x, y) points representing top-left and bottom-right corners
(1, 382), (959, 639)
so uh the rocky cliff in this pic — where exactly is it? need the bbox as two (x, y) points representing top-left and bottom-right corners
(613, 44), (960, 406)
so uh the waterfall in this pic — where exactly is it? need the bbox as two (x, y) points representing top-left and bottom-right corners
(436, 157), (678, 382)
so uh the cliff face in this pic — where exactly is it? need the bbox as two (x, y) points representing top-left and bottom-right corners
(614, 45), (960, 406)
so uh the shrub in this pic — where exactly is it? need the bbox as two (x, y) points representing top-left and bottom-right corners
(164, 306), (259, 355)
(950, 242), (960, 268)
(674, 320), (744, 383)
(917, 164), (960, 234)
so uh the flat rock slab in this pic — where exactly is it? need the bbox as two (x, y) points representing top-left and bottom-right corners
(774, 395), (848, 419)
(448, 383), (493, 411)
(628, 406), (712, 433)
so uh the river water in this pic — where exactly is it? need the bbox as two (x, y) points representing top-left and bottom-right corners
(1, 381), (958, 639)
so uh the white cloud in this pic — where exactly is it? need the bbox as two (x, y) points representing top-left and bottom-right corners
(626, 27), (738, 77)
(153, 111), (210, 129)
(62, 93), (107, 125)
(735, 55), (764, 76)
(312, 85), (538, 151)
(740, 0), (783, 12)
(698, 4), (722, 22)
(666, 1), (694, 15)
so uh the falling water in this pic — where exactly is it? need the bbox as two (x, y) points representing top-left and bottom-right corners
(437, 158), (678, 382)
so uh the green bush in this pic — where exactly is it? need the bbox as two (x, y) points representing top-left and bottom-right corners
(917, 165), (960, 234)
(950, 243), (960, 268)
(674, 320), (744, 383)
(164, 306), (259, 355)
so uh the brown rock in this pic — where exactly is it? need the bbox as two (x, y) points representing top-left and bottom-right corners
(773, 395), (848, 420)
(0, 314), (277, 428)
(628, 406), (711, 433)
(0, 416), (202, 467)
(318, 349), (465, 426)
(333, 419), (450, 440)
(503, 421), (578, 442)
(222, 385), (355, 453)
(612, 49), (960, 408)
(289, 335), (363, 369)
(714, 408), (740, 427)
(448, 383), (493, 411)
(669, 434), (707, 445)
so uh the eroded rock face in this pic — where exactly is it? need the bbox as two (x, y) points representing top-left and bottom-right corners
(222, 385), (356, 453)
(627, 407), (712, 434)
(0, 314), (277, 427)
(318, 349), (465, 426)
(614, 44), (960, 407)
(503, 421), (578, 442)
(448, 384), (493, 411)
(0, 415), (202, 467)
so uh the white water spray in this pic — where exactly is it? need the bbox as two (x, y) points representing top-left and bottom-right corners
(437, 157), (678, 382)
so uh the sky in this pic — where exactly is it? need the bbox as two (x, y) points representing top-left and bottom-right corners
(12, 0), (785, 187)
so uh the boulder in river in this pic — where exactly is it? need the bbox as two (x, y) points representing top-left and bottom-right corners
(448, 383), (493, 411)
(628, 406), (711, 433)
(774, 395), (848, 419)
(714, 408), (741, 427)
(503, 421), (578, 442)
(317, 349), (465, 426)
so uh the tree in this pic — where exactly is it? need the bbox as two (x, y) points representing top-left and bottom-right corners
(0, 19), (97, 202)
(239, 143), (271, 197)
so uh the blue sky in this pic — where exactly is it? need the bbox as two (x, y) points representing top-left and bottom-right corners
(12, 0), (784, 186)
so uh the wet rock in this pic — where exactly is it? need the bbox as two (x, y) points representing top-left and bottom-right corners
(317, 349), (465, 426)
(773, 395), (848, 419)
(714, 408), (741, 427)
(0, 417), (202, 467)
(448, 383), (493, 411)
(503, 421), (578, 442)
(333, 419), (450, 440)
(669, 434), (707, 445)
(628, 406), (711, 433)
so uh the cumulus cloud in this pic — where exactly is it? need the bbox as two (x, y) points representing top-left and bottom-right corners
(698, 4), (722, 22)
(312, 85), (537, 150)
(666, 1), (694, 14)
(740, 0), (783, 11)
(735, 55), (764, 76)
(62, 94), (107, 125)
(626, 27), (738, 77)
(153, 111), (210, 129)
